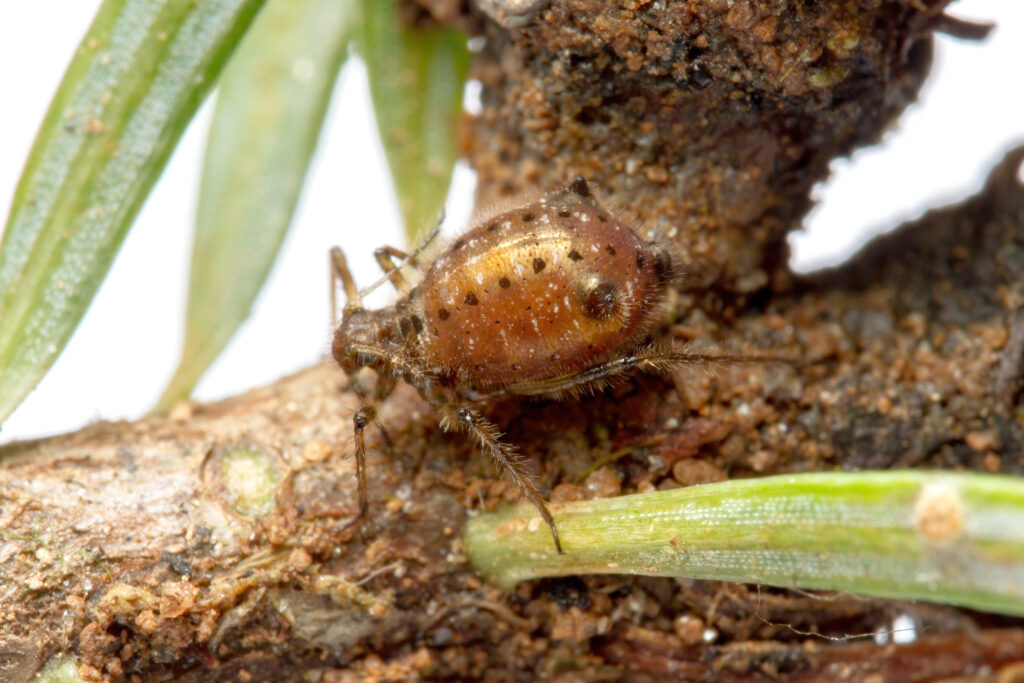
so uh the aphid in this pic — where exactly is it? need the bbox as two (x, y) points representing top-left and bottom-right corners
(330, 178), (761, 553)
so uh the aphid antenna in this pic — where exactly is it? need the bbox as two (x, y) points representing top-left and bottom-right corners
(330, 246), (362, 326)
(355, 215), (444, 302)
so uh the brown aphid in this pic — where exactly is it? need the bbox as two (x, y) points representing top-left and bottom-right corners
(329, 178), (752, 553)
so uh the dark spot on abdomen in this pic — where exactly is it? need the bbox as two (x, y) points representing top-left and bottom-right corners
(533, 258), (546, 273)
(605, 245), (616, 256)
(438, 307), (451, 320)
(583, 282), (619, 320)
(568, 249), (583, 261)
(465, 292), (479, 305)
(499, 276), (511, 288)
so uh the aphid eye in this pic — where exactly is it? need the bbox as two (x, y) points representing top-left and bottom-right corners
(583, 281), (619, 320)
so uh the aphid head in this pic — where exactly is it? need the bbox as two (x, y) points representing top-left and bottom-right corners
(332, 306), (385, 374)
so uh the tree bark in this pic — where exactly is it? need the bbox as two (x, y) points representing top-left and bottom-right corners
(4, 1), (1024, 680)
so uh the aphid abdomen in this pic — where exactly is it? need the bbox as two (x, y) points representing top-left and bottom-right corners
(418, 199), (671, 392)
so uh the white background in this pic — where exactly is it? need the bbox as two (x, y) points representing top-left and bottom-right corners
(1, 1), (1022, 442)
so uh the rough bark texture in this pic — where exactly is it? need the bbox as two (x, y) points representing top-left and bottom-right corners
(3, 1), (1024, 680)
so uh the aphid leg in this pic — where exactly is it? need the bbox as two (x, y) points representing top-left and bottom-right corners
(447, 405), (564, 554)
(355, 218), (444, 301)
(365, 372), (396, 449)
(330, 246), (361, 326)
(373, 245), (413, 291)
(339, 370), (400, 533)
(628, 347), (795, 376)
(348, 368), (397, 449)
(342, 403), (377, 531)
(372, 372), (398, 402)
(507, 346), (791, 397)
(345, 341), (433, 389)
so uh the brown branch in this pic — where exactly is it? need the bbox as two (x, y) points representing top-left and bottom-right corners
(3, 1), (1024, 680)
